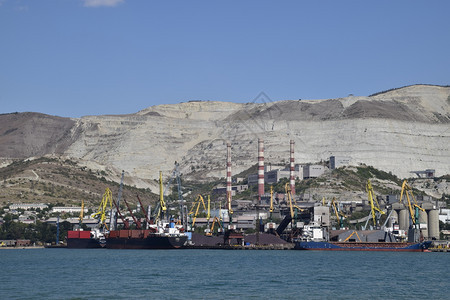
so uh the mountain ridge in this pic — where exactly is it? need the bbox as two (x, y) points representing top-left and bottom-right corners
(1, 84), (449, 188)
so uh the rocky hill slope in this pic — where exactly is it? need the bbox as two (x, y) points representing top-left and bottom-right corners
(1, 84), (449, 189)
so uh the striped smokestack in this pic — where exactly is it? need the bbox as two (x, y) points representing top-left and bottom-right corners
(290, 139), (295, 195)
(258, 139), (264, 197)
(226, 142), (232, 207)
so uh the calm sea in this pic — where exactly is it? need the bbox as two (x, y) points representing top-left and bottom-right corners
(0, 249), (448, 299)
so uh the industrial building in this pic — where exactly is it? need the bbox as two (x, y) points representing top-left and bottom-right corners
(329, 156), (351, 169)
(302, 164), (325, 179)
(265, 169), (291, 184)
(410, 169), (436, 178)
(390, 202), (440, 240)
(212, 185), (248, 196)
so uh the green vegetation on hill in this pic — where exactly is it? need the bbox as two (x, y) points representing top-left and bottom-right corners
(0, 157), (158, 209)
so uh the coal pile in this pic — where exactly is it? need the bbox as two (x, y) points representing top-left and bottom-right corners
(244, 233), (289, 245)
(191, 233), (223, 246)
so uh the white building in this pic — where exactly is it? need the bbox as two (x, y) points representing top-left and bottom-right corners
(330, 156), (351, 169)
(51, 207), (88, 214)
(9, 203), (48, 210)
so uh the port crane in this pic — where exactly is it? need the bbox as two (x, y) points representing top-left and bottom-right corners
(363, 180), (385, 230)
(109, 170), (125, 230)
(399, 180), (425, 226)
(269, 186), (274, 221)
(159, 163), (186, 227)
(154, 171), (167, 222)
(122, 197), (142, 229)
(91, 188), (113, 230)
(136, 194), (152, 228)
(206, 200), (224, 236)
(331, 197), (346, 229)
(112, 195), (130, 229)
(189, 194), (206, 227)
(273, 183), (306, 240)
(206, 216), (224, 236)
(78, 199), (84, 227)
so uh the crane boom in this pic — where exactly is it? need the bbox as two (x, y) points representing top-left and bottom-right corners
(399, 180), (425, 225)
(110, 170), (125, 230)
(207, 195), (211, 221)
(136, 194), (152, 226)
(285, 183), (295, 219)
(122, 197), (141, 229)
(112, 195), (129, 229)
(92, 188), (113, 230)
(156, 171), (167, 222)
(189, 194), (206, 227)
(366, 180), (385, 228)
(79, 199), (84, 227)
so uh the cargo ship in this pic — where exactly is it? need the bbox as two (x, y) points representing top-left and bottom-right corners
(67, 228), (106, 248)
(294, 240), (432, 252)
(293, 222), (432, 252)
(105, 221), (188, 249)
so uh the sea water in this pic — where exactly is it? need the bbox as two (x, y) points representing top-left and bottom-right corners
(0, 249), (448, 299)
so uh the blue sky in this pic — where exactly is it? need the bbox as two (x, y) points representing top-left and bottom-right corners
(1, 0), (449, 118)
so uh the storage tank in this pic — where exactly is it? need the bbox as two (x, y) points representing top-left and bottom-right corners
(419, 210), (428, 239)
(428, 209), (440, 239)
(399, 209), (409, 231)
(388, 210), (398, 228)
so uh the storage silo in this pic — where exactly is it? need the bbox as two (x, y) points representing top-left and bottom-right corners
(399, 209), (409, 231)
(419, 210), (428, 239)
(388, 210), (398, 228)
(428, 209), (440, 239)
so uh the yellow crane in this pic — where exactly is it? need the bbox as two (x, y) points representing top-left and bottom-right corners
(285, 183), (305, 222)
(154, 171), (167, 222)
(78, 199), (84, 227)
(331, 197), (346, 228)
(207, 195), (211, 222)
(269, 185), (274, 221)
(206, 216), (223, 236)
(342, 230), (362, 242)
(366, 180), (385, 228)
(91, 188), (113, 230)
(399, 180), (425, 225)
(189, 194), (206, 227)
(285, 183), (295, 220)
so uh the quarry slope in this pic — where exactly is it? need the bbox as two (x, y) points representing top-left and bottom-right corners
(1, 84), (449, 188)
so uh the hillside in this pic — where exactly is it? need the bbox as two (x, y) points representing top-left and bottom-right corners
(0, 84), (449, 193)
(0, 157), (158, 208)
(1, 157), (447, 210)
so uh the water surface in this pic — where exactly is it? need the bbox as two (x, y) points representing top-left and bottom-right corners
(1, 249), (448, 299)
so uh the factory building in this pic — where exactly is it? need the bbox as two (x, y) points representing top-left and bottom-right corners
(329, 156), (351, 169)
(212, 185), (248, 196)
(303, 164), (325, 179)
(265, 169), (291, 184)
(249, 163), (328, 184)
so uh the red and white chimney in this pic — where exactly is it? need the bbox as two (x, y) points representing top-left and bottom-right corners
(227, 142), (232, 205)
(258, 139), (264, 197)
(290, 139), (295, 195)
